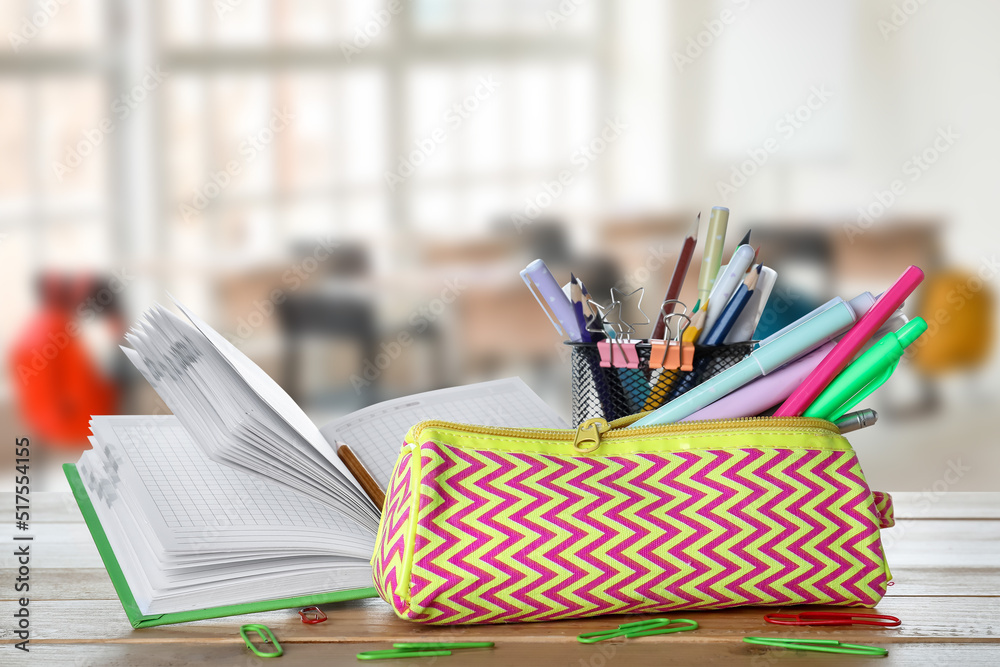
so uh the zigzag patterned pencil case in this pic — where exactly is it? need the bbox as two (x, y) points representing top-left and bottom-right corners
(371, 414), (895, 625)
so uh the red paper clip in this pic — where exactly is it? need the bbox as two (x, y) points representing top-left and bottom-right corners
(298, 606), (328, 624)
(764, 611), (901, 627)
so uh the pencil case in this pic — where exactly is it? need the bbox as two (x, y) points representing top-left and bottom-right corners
(371, 414), (895, 625)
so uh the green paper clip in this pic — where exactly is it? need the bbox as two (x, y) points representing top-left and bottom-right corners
(240, 624), (283, 658)
(577, 618), (698, 644)
(744, 637), (888, 657)
(357, 641), (494, 661)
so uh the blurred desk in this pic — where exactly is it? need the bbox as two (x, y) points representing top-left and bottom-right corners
(9, 492), (1000, 666)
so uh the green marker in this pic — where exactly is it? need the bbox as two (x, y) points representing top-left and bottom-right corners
(697, 206), (729, 304)
(803, 317), (928, 422)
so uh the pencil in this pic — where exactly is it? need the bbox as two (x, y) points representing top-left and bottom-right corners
(697, 207), (729, 304)
(336, 442), (386, 509)
(651, 213), (699, 340)
(702, 265), (761, 345)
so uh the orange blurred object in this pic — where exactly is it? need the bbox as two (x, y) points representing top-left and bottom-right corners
(8, 275), (121, 447)
(912, 269), (995, 375)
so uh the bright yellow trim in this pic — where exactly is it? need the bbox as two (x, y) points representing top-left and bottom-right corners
(397, 443), (420, 605)
(410, 426), (851, 456)
(406, 417), (847, 458)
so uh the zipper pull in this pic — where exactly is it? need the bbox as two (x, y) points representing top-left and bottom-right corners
(573, 418), (610, 453)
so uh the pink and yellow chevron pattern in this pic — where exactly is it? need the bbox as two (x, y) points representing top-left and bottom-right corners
(372, 425), (891, 625)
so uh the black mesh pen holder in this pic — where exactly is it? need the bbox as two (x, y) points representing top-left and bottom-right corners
(568, 341), (754, 425)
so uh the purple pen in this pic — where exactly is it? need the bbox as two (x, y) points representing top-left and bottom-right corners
(681, 342), (836, 422)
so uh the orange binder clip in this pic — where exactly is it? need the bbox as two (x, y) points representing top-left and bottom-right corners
(649, 340), (669, 368)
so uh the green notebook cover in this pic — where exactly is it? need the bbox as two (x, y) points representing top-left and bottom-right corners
(64, 463), (379, 628)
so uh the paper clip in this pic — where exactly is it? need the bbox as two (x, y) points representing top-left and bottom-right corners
(764, 611), (901, 627)
(240, 624), (283, 658)
(577, 618), (698, 644)
(298, 606), (327, 624)
(357, 641), (494, 661)
(744, 637), (888, 657)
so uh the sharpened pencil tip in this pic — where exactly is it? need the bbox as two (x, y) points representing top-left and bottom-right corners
(687, 213), (701, 239)
(738, 229), (752, 246)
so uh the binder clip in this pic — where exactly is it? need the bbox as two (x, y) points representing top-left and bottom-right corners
(649, 340), (668, 368)
(661, 312), (691, 371)
(680, 340), (696, 371)
(298, 606), (327, 624)
(650, 300), (686, 369)
(597, 339), (615, 368)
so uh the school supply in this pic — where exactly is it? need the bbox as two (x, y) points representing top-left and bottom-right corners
(577, 618), (698, 643)
(702, 264), (760, 345)
(724, 265), (776, 343)
(630, 301), (858, 427)
(697, 206), (730, 303)
(757, 292), (874, 348)
(651, 214), (699, 340)
(777, 266), (925, 416)
(680, 341), (835, 422)
(66, 301), (567, 627)
(764, 611), (900, 627)
(372, 414), (895, 624)
(700, 243), (756, 342)
(835, 408), (879, 434)
(241, 624), (283, 658)
(743, 637), (888, 657)
(357, 642), (494, 661)
(804, 318), (928, 422)
(298, 606), (328, 624)
(521, 259), (584, 342)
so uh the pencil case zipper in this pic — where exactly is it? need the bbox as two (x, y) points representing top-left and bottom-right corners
(407, 414), (840, 455)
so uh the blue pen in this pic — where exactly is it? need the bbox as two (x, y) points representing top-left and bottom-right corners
(521, 259), (584, 342)
(629, 301), (859, 427)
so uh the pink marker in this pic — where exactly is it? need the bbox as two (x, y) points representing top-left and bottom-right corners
(775, 265), (924, 417)
(682, 342), (835, 421)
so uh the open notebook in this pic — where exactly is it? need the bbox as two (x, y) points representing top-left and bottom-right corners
(67, 299), (568, 627)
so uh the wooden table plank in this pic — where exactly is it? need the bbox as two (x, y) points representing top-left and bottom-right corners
(5, 642), (1000, 667)
(2, 490), (998, 666)
(891, 492), (1000, 520)
(5, 596), (998, 643)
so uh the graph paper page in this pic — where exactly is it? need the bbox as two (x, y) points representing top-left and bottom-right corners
(320, 377), (568, 488)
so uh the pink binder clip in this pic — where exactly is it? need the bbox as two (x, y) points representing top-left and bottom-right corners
(597, 339), (615, 367)
(620, 341), (640, 368)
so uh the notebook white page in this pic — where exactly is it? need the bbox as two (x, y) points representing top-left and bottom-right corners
(320, 377), (569, 489)
(78, 415), (374, 614)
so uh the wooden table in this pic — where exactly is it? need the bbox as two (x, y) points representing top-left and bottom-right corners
(3, 492), (998, 665)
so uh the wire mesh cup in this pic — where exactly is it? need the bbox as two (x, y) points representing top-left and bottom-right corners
(568, 341), (754, 425)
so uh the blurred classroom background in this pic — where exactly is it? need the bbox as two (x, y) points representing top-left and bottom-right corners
(1, 0), (997, 492)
